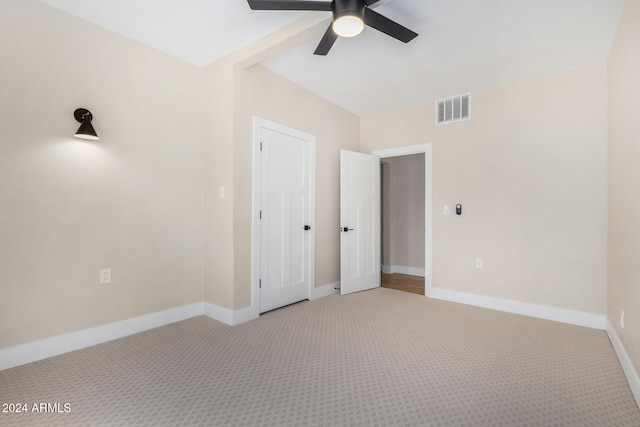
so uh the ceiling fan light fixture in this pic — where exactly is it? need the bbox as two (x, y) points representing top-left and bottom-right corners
(332, 13), (364, 38)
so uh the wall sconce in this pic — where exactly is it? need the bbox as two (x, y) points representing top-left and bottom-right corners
(74, 108), (99, 140)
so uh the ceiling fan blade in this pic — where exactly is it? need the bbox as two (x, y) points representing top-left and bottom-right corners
(363, 8), (418, 43)
(363, 0), (380, 5)
(313, 24), (338, 55)
(247, 0), (332, 11)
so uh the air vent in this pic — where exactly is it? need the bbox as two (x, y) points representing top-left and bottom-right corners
(436, 94), (471, 125)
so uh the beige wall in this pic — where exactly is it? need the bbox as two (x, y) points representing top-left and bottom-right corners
(382, 154), (425, 272)
(362, 62), (608, 315)
(233, 65), (360, 308)
(203, 59), (235, 310)
(607, 0), (640, 376)
(0, 1), (205, 348)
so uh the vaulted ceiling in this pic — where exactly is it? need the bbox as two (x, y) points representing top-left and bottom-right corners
(39, 0), (625, 115)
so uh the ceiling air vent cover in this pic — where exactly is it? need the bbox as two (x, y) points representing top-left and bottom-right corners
(436, 93), (471, 125)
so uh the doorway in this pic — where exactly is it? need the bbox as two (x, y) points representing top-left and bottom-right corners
(380, 154), (426, 295)
(373, 144), (432, 296)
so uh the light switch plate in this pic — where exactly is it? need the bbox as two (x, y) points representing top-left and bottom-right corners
(99, 268), (112, 284)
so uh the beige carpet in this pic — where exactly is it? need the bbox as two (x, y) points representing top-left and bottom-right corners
(1, 288), (638, 426)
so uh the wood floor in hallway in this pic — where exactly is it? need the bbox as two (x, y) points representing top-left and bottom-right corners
(381, 272), (425, 295)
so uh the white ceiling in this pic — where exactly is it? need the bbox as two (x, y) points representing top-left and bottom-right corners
(39, 0), (625, 115)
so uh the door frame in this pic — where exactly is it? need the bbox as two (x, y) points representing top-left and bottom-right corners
(251, 116), (316, 313)
(371, 144), (432, 294)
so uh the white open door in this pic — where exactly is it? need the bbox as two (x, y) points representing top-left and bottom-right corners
(340, 150), (381, 295)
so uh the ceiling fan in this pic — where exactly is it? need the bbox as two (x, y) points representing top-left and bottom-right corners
(247, 0), (418, 55)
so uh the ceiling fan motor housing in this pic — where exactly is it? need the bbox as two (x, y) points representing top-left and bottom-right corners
(333, 0), (365, 21)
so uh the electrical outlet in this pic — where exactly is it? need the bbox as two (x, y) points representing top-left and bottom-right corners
(620, 309), (625, 329)
(475, 258), (484, 269)
(99, 268), (112, 285)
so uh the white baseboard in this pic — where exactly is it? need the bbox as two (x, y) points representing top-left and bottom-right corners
(310, 282), (340, 300)
(606, 318), (640, 409)
(204, 302), (233, 325)
(232, 305), (260, 325)
(0, 303), (204, 371)
(204, 283), (340, 326)
(1, 300), (264, 371)
(427, 287), (606, 330)
(382, 265), (425, 277)
(204, 302), (259, 326)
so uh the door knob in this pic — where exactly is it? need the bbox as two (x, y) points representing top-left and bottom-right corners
(342, 227), (354, 232)
(304, 225), (311, 231)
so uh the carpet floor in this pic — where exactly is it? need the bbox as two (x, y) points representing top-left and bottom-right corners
(1, 288), (639, 426)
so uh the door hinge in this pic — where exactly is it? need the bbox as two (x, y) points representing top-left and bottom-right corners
(259, 210), (262, 219)
(260, 141), (263, 151)
(259, 279), (262, 289)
